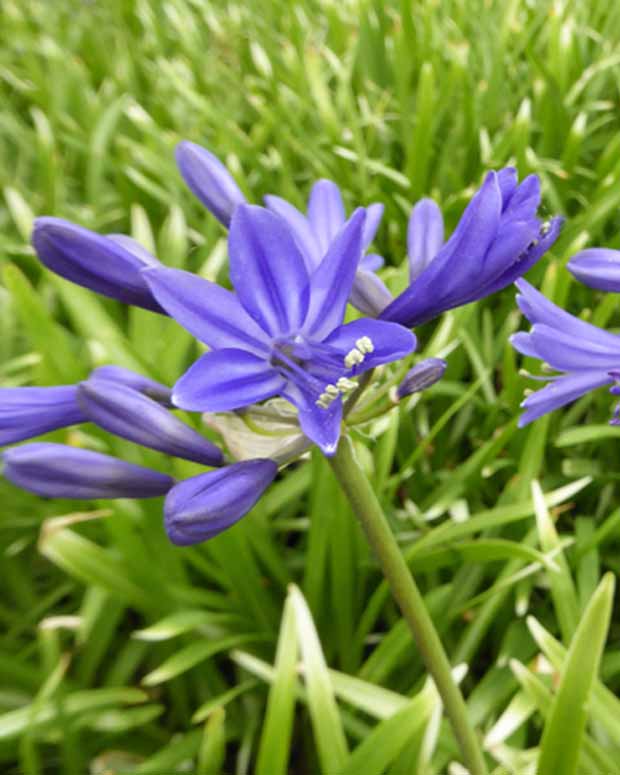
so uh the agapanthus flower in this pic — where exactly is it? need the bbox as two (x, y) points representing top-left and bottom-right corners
(176, 141), (391, 316)
(144, 205), (416, 455)
(510, 279), (620, 425)
(379, 168), (563, 327)
(0, 368), (276, 543)
(568, 248), (620, 292)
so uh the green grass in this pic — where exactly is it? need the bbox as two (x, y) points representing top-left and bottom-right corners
(1, 0), (620, 773)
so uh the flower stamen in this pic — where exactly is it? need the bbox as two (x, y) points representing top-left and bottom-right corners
(315, 376), (359, 408)
(343, 336), (375, 369)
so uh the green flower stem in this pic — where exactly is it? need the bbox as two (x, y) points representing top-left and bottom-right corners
(328, 434), (488, 775)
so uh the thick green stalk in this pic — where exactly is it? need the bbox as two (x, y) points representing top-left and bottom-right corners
(328, 435), (488, 775)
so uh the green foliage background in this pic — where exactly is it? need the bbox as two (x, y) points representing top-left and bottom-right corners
(1, 0), (620, 773)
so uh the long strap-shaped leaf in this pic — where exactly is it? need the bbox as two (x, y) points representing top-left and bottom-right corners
(537, 572), (615, 775)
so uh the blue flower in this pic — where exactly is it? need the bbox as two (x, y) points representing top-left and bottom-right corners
(144, 205), (416, 455)
(380, 169), (563, 327)
(568, 248), (620, 293)
(510, 279), (620, 426)
(176, 141), (391, 316)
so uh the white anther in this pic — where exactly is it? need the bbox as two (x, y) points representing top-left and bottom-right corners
(344, 348), (365, 368)
(336, 377), (357, 392)
(355, 336), (374, 354)
(325, 384), (340, 397)
(315, 398), (329, 408)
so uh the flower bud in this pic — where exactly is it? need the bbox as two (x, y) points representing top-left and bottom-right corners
(77, 379), (223, 466)
(164, 459), (278, 545)
(175, 141), (246, 227)
(0, 386), (85, 446)
(2, 443), (174, 499)
(32, 218), (163, 312)
(568, 248), (620, 293)
(396, 358), (447, 399)
(89, 365), (172, 405)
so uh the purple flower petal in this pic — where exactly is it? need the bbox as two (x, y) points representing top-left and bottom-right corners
(518, 371), (612, 427)
(568, 248), (620, 293)
(175, 141), (246, 227)
(263, 194), (321, 271)
(32, 218), (164, 313)
(515, 278), (620, 349)
(164, 459), (278, 545)
(142, 265), (270, 355)
(0, 386), (85, 446)
(502, 174), (540, 222)
(349, 270), (394, 317)
(284, 384), (342, 456)
(2, 443), (173, 499)
(105, 235), (160, 266)
(323, 318), (417, 373)
(528, 324), (620, 372)
(89, 365), (172, 405)
(485, 220), (539, 274)
(172, 349), (285, 412)
(382, 171), (503, 326)
(362, 203), (384, 250)
(479, 216), (563, 296)
(359, 253), (385, 273)
(509, 331), (541, 358)
(78, 379), (223, 466)
(228, 205), (310, 337)
(303, 209), (366, 340)
(407, 199), (444, 281)
(307, 179), (346, 256)
(497, 167), (518, 203)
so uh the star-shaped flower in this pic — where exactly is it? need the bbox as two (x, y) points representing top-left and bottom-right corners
(144, 205), (416, 455)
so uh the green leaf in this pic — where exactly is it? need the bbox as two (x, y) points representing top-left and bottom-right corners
(142, 634), (258, 687)
(2, 265), (82, 384)
(256, 595), (299, 775)
(289, 585), (349, 772)
(538, 573), (615, 775)
(532, 480), (580, 642)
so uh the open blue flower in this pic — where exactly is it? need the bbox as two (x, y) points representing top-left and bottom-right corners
(144, 205), (416, 455)
(510, 279), (620, 425)
(380, 169), (563, 327)
(176, 141), (391, 316)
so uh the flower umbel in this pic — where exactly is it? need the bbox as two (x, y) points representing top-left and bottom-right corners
(510, 279), (620, 425)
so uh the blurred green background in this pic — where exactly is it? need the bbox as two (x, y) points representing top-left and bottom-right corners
(1, 1), (620, 773)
